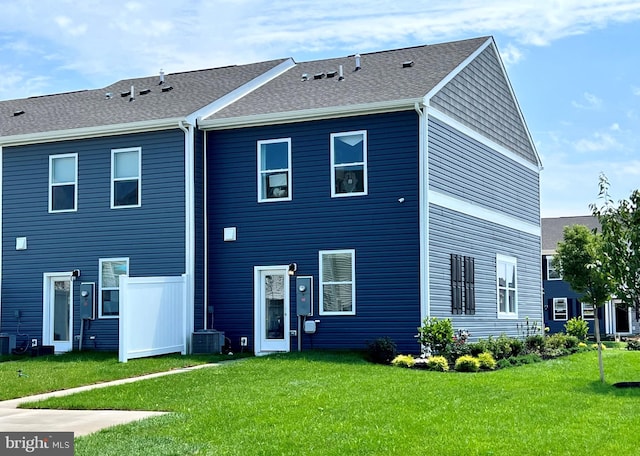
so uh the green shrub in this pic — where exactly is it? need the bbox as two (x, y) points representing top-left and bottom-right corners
(417, 317), (453, 355)
(366, 337), (397, 364)
(496, 353), (543, 369)
(426, 355), (450, 372)
(477, 334), (524, 360)
(477, 352), (497, 370)
(565, 317), (589, 341)
(444, 340), (471, 363)
(525, 335), (546, 354)
(627, 339), (640, 351)
(391, 354), (415, 368)
(454, 355), (480, 372)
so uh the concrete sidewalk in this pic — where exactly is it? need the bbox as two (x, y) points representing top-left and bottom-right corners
(0, 362), (221, 436)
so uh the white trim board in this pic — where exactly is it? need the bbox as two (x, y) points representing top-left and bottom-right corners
(429, 190), (541, 237)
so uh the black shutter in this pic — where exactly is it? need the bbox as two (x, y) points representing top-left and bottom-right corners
(464, 256), (475, 315)
(451, 254), (463, 314)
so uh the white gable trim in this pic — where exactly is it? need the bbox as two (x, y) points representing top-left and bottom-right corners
(187, 59), (295, 125)
(429, 108), (541, 173)
(430, 190), (541, 237)
(425, 38), (493, 101)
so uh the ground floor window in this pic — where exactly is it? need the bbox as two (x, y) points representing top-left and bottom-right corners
(99, 258), (129, 317)
(319, 249), (355, 315)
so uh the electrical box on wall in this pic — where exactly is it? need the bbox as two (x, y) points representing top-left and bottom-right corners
(79, 282), (96, 320)
(296, 276), (313, 316)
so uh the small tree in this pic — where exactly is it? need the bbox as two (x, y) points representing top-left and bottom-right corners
(553, 224), (612, 383)
(591, 174), (640, 320)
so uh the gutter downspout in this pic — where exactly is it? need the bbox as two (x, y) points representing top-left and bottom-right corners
(415, 102), (430, 322)
(179, 121), (195, 352)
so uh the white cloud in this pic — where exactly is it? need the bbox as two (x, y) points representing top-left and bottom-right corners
(500, 43), (524, 66)
(573, 132), (621, 152)
(632, 86), (640, 96)
(571, 92), (603, 110)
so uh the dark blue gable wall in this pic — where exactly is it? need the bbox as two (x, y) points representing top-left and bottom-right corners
(2, 129), (186, 351)
(206, 111), (421, 353)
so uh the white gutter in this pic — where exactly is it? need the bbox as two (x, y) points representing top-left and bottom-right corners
(178, 121), (195, 352)
(415, 101), (430, 322)
(199, 98), (423, 130)
(0, 117), (185, 148)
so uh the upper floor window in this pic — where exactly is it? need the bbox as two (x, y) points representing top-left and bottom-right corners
(49, 153), (77, 212)
(547, 255), (561, 280)
(553, 297), (568, 321)
(331, 131), (367, 197)
(111, 147), (141, 208)
(257, 138), (291, 202)
(99, 258), (129, 318)
(497, 254), (517, 318)
(319, 249), (356, 315)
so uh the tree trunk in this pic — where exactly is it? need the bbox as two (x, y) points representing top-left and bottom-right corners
(594, 311), (605, 383)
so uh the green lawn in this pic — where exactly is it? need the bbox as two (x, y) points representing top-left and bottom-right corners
(0, 351), (247, 400)
(11, 349), (640, 456)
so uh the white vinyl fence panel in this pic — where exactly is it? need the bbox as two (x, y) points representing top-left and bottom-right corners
(119, 275), (187, 362)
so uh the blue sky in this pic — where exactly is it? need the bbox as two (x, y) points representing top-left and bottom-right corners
(1, 0), (639, 218)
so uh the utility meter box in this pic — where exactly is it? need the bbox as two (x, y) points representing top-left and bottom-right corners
(296, 276), (313, 316)
(79, 282), (96, 320)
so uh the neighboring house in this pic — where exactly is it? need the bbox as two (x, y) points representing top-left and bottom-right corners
(0, 36), (544, 357)
(199, 36), (543, 354)
(0, 58), (294, 353)
(542, 216), (639, 337)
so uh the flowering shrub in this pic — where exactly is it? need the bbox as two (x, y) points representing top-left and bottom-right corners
(454, 355), (480, 372)
(416, 317), (453, 356)
(391, 354), (416, 368)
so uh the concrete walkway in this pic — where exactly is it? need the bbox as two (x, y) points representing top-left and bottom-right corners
(0, 362), (221, 436)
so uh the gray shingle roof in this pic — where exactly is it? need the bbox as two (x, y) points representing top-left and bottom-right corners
(206, 37), (489, 121)
(0, 59), (288, 138)
(541, 216), (601, 253)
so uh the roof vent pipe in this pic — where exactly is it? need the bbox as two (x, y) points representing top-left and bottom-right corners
(129, 85), (135, 102)
(159, 69), (165, 85)
(355, 54), (361, 71)
(339, 65), (344, 81)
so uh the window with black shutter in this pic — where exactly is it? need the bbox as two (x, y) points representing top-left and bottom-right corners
(451, 254), (475, 315)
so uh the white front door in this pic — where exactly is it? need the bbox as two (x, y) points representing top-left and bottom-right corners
(43, 274), (73, 352)
(254, 266), (290, 354)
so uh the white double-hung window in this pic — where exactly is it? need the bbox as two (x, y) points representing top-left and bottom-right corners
(111, 147), (141, 208)
(258, 138), (291, 202)
(331, 131), (367, 197)
(49, 153), (78, 212)
(497, 254), (517, 318)
(319, 250), (356, 315)
(99, 258), (129, 318)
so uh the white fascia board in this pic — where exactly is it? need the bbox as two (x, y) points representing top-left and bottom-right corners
(199, 98), (423, 130)
(430, 190), (541, 237)
(429, 108), (541, 174)
(0, 117), (184, 147)
(187, 58), (296, 125)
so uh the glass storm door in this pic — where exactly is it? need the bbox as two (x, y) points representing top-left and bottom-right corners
(256, 268), (290, 353)
(45, 276), (73, 352)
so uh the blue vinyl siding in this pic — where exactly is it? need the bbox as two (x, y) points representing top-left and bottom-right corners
(207, 111), (422, 353)
(194, 129), (206, 330)
(429, 116), (540, 225)
(1, 129), (186, 350)
(429, 206), (543, 340)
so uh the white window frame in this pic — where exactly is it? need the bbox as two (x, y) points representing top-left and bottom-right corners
(330, 130), (368, 198)
(496, 254), (518, 319)
(553, 297), (568, 321)
(98, 257), (129, 318)
(49, 153), (78, 213)
(547, 255), (561, 280)
(581, 302), (595, 320)
(319, 249), (356, 316)
(111, 147), (141, 208)
(257, 138), (292, 203)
